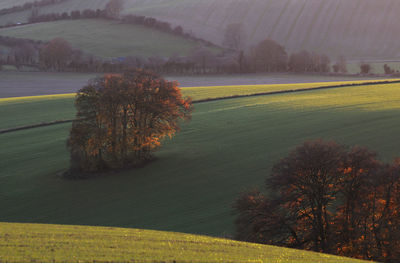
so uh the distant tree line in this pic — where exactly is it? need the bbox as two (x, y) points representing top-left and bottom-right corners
(25, 8), (216, 48)
(0, 0), (68, 16)
(1, 2), (398, 76)
(28, 9), (108, 23)
(234, 140), (400, 262)
(0, 36), (42, 68)
(0, 36), (228, 73)
(2, 34), (399, 77)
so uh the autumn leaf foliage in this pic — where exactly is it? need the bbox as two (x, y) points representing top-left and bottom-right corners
(234, 140), (400, 262)
(67, 69), (192, 175)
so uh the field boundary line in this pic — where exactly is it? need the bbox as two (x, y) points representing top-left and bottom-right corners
(1, 79), (400, 135)
(192, 80), (400, 103)
(0, 119), (74, 134)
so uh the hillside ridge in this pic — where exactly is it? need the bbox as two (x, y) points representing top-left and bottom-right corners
(1, 0), (399, 59)
(0, 222), (370, 262)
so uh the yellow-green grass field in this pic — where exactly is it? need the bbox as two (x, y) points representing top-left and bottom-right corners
(0, 19), (219, 58)
(181, 79), (400, 101)
(1, 83), (400, 237)
(0, 222), (369, 263)
(1, 78), (399, 130)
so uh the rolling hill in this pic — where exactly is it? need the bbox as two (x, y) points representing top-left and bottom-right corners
(1, 82), (400, 236)
(0, 222), (369, 262)
(2, 0), (400, 60)
(123, 0), (400, 60)
(0, 19), (218, 58)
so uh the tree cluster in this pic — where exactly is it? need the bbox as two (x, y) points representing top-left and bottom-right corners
(332, 56), (348, 74)
(245, 39), (331, 73)
(38, 37), (85, 71)
(0, 36), (128, 72)
(67, 69), (192, 176)
(359, 62), (371, 75)
(289, 50), (330, 73)
(122, 15), (189, 38)
(383, 64), (398, 75)
(248, 39), (288, 72)
(234, 140), (400, 262)
(0, 36), (42, 68)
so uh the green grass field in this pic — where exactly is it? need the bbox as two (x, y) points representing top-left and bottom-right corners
(1, 82), (400, 237)
(0, 19), (218, 58)
(0, 223), (369, 262)
(1, 79), (399, 130)
(182, 79), (400, 100)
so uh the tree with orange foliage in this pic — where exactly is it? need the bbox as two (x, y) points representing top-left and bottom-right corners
(234, 140), (400, 262)
(67, 69), (192, 176)
(271, 140), (346, 253)
(334, 147), (382, 259)
(340, 159), (400, 262)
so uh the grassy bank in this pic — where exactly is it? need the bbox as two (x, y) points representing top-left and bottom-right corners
(1, 79), (399, 130)
(1, 83), (400, 236)
(0, 222), (369, 262)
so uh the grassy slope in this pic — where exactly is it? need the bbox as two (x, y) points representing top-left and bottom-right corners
(1, 83), (400, 236)
(121, 0), (400, 60)
(1, 79), (399, 130)
(0, 223), (368, 263)
(2, 0), (400, 60)
(0, 19), (215, 58)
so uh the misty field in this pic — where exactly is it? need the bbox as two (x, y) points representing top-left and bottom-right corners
(122, 0), (400, 59)
(1, 83), (400, 236)
(0, 223), (369, 263)
(0, 19), (217, 58)
(0, 72), (97, 98)
(0, 71), (393, 98)
(3, 0), (400, 61)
